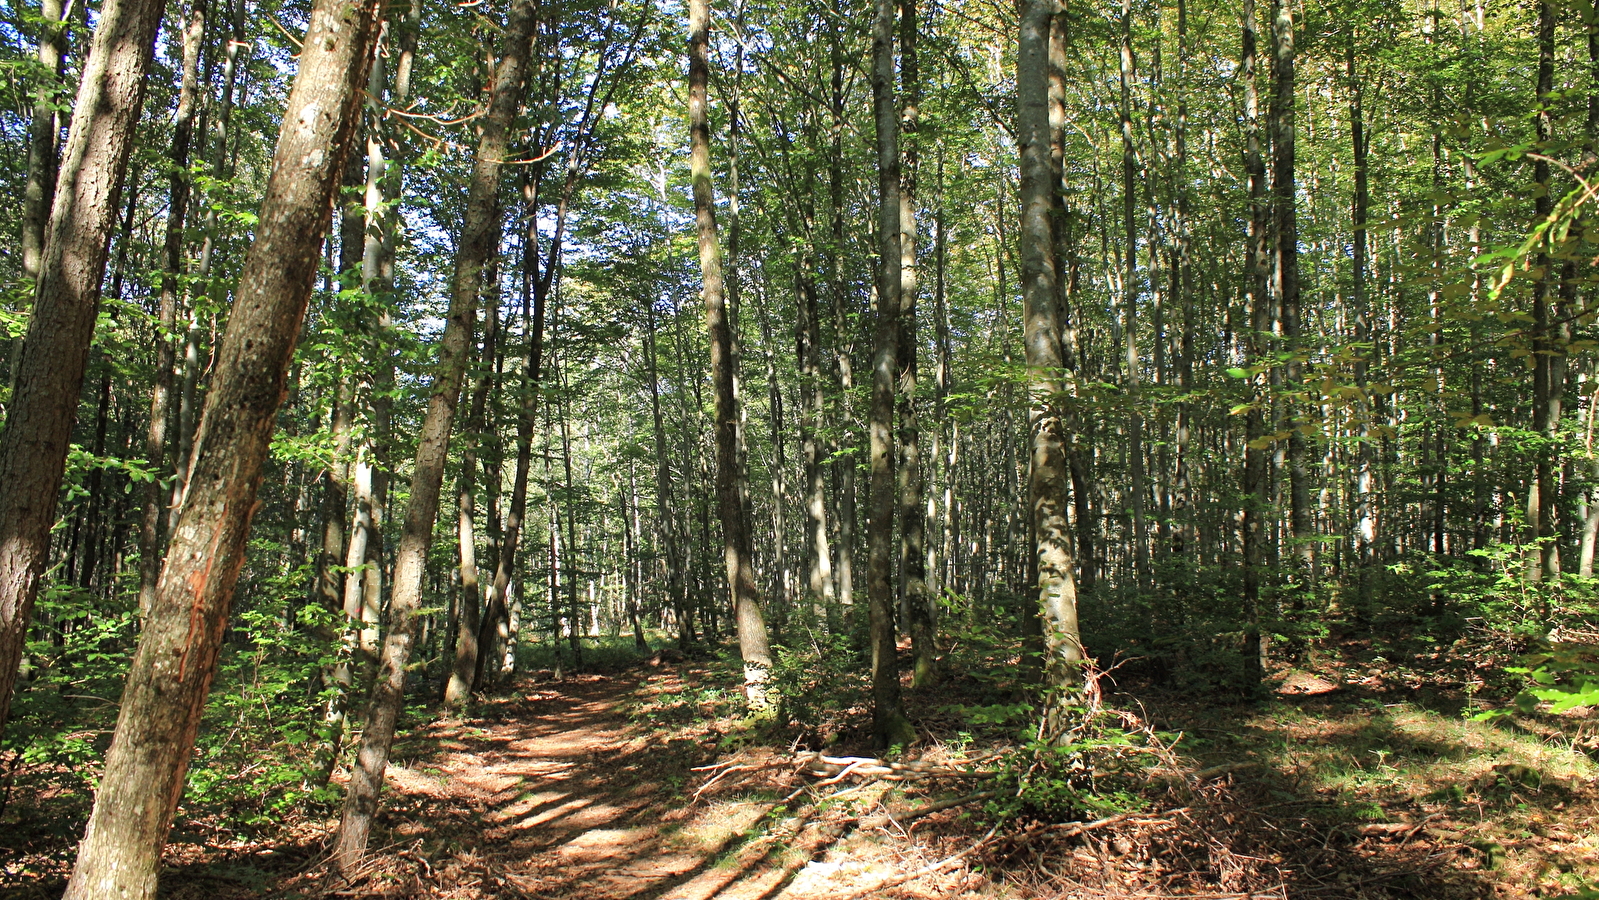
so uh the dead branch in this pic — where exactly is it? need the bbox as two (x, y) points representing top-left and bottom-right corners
(799, 753), (999, 782)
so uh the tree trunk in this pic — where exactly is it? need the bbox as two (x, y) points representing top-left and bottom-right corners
(446, 306), (498, 705)
(899, 0), (934, 689)
(1528, 0), (1561, 589)
(1271, 0), (1311, 584)
(1240, 0), (1271, 686)
(868, 0), (914, 748)
(140, 1), (207, 617)
(11, 0), (68, 391)
(20, 0), (67, 288)
(0, 0), (168, 741)
(1118, 0), (1149, 588)
(332, 0), (537, 868)
(1348, 37), (1376, 602)
(60, 4), (379, 894)
(1020, 0), (1084, 708)
(688, 0), (774, 708)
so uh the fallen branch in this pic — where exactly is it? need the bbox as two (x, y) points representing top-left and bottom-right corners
(799, 753), (998, 782)
(692, 764), (755, 800)
(859, 789), (1002, 830)
(896, 789), (1001, 824)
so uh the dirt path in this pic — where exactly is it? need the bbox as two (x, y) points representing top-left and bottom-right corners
(323, 670), (975, 900)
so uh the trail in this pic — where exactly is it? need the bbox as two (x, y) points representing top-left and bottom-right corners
(321, 668), (975, 899)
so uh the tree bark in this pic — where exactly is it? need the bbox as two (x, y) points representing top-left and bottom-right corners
(1240, 0), (1271, 686)
(332, 0), (538, 868)
(898, 0), (934, 689)
(0, 0), (169, 741)
(868, 0), (914, 748)
(1528, 0), (1561, 589)
(446, 307), (498, 705)
(1019, 0), (1084, 707)
(20, 0), (67, 289)
(139, 1), (208, 617)
(1117, 0), (1149, 588)
(1271, 0), (1311, 584)
(60, 3), (380, 894)
(688, 0), (774, 708)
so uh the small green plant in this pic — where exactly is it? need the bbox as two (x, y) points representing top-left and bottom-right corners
(983, 679), (1148, 824)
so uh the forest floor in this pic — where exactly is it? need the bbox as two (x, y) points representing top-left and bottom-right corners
(4, 638), (1599, 899)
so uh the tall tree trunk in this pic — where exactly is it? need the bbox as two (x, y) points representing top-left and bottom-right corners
(140, 1), (208, 616)
(332, 0), (538, 868)
(868, 0), (914, 748)
(688, 0), (774, 708)
(11, 0), (68, 390)
(644, 299), (689, 647)
(478, 213), (548, 689)
(77, 180), (140, 594)
(0, 0), (168, 741)
(828, 22), (856, 620)
(60, 4), (380, 894)
(797, 266), (836, 611)
(1240, 0), (1271, 685)
(20, 0), (66, 286)
(446, 304), (498, 705)
(1020, 0), (1084, 708)
(1118, 0), (1149, 587)
(899, 0), (934, 689)
(1271, 0), (1311, 583)
(168, 0), (247, 528)
(1528, 0), (1561, 589)
(1348, 37), (1376, 603)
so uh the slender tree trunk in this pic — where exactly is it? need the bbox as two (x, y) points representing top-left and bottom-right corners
(828, 24), (856, 619)
(688, 0), (774, 708)
(446, 305), (498, 705)
(1020, 0), (1084, 709)
(1116, 0), (1149, 587)
(140, 2), (207, 616)
(1271, 0), (1311, 584)
(868, 0), (914, 748)
(60, 4), (380, 894)
(899, 0), (934, 688)
(20, 0), (66, 287)
(0, 0), (169, 740)
(797, 266), (836, 611)
(643, 300), (690, 647)
(11, 0), (68, 390)
(1348, 38), (1376, 603)
(1240, 0), (1271, 685)
(332, 0), (537, 867)
(169, 0), (247, 528)
(77, 180), (140, 594)
(1527, 0), (1561, 589)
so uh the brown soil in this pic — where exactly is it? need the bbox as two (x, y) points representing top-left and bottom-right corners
(192, 669), (986, 899)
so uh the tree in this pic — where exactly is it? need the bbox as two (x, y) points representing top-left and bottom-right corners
(0, 0), (168, 741)
(332, 0), (540, 867)
(688, 0), (775, 708)
(60, 1), (381, 893)
(1018, 0), (1083, 706)
(868, 0), (915, 748)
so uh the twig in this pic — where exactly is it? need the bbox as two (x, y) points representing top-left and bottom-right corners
(894, 790), (1002, 825)
(692, 764), (753, 800)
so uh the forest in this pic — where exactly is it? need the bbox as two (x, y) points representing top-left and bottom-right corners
(2, 0), (1599, 894)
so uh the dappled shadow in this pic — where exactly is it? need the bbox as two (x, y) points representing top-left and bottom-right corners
(260, 672), (877, 900)
(1068, 687), (1599, 900)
